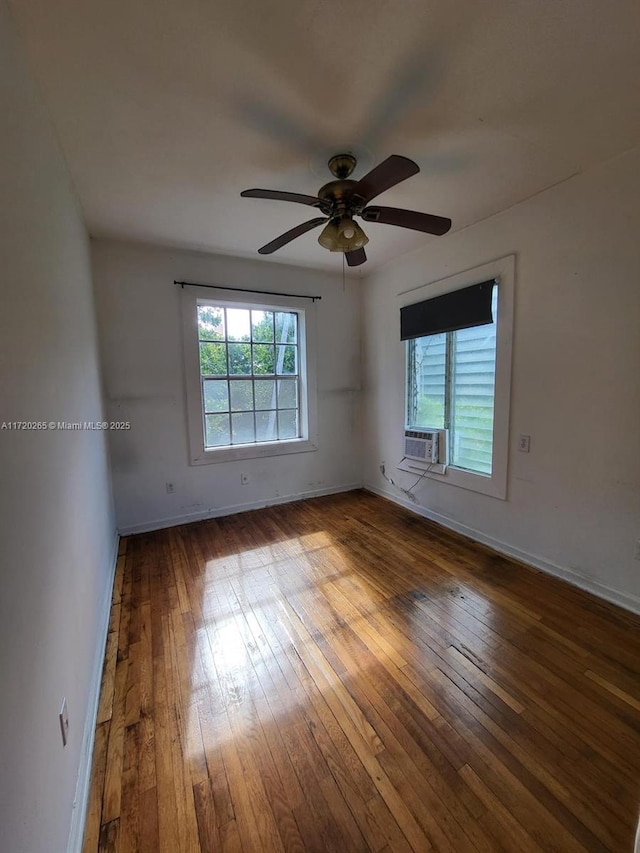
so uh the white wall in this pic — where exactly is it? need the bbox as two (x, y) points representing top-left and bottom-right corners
(362, 148), (640, 612)
(0, 4), (116, 852)
(91, 240), (362, 533)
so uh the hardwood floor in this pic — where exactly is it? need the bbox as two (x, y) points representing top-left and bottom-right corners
(82, 490), (640, 852)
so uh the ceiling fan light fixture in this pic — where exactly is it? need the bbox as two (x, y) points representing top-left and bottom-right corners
(318, 217), (369, 253)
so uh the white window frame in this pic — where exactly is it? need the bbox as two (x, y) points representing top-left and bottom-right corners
(398, 255), (514, 499)
(181, 285), (318, 465)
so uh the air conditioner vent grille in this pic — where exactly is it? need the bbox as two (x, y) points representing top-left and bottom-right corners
(405, 437), (430, 459)
(404, 428), (439, 463)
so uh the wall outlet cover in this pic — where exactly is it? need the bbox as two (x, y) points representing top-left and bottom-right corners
(518, 434), (531, 453)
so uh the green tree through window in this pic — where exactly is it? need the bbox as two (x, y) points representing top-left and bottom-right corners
(197, 304), (300, 448)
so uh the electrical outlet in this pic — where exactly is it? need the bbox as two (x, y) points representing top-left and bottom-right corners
(240, 473), (249, 485)
(518, 434), (531, 453)
(634, 540), (640, 561)
(166, 482), (175, 494)
(59, 698), (69, 747)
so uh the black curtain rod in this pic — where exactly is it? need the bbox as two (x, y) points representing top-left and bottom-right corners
(174, 280), (321, 302)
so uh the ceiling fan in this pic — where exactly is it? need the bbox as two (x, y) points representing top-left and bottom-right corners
(241, 154), (451, 266)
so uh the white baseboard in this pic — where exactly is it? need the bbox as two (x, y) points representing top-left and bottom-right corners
(118, 482), (362, 536)
(365, 483), (640, 617)
(66, 529), (120, 853)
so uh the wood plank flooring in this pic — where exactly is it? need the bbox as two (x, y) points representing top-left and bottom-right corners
(83, 490), (640, 852)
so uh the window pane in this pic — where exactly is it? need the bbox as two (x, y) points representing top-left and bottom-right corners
(203, 379), (229, 413)
(231, 412), (255, 444)
(193, 302), (307, 454)
(277, 379), (297, 410)
(198, 305), (225, 340)
(200, 342), (227, 376)
(450, 295), (497, 475)
(276, 345), (297, 375)
(251, 310), (274, 342)
(253, 344), (275, 374)
(229, 380), (253, 411)
(406, 334), (446, 429)
(276, 312), (297, 343)
(205, 414), (230, 448)
(255, 379), (276, 410)
(226, 308), (251, 341)
(278, 409), (298, 440)
(228, 343), (251, 375)
(256, 411), (278, 442)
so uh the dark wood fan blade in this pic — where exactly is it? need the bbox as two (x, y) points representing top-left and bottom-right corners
(257, 217), (327, 254)
(241, 188), (321, 207)
(362, 205), (451, 235)
(352, 155), (419, 203)
(345, 248), (367, 267)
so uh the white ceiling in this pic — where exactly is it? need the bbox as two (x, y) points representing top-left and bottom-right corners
(9, 0), (640, 272)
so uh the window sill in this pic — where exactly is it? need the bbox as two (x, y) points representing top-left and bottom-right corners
(190, 437), (318, 465)
(397, 460), (506, 500)
(398, 460), (447, 477)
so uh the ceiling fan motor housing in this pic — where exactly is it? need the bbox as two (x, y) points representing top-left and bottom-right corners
(318, 180), (366, 218)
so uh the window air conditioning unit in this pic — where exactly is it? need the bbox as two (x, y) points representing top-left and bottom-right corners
(404, 429), (439, 463)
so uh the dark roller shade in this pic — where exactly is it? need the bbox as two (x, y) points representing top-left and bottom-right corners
(400, 279), (495, 340)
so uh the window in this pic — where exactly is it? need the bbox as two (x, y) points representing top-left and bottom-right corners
(406, 286), (498, 475)
(198, 305), (301, 448)
(182, 288), (317, 464)
(400, 255), (514, 499)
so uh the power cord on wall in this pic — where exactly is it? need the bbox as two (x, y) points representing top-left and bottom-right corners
(379, 457), (433, 503)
